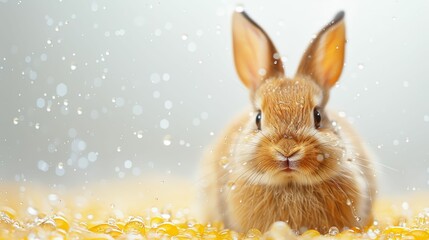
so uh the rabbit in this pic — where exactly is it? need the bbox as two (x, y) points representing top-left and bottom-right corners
(198, 9), (376, 234)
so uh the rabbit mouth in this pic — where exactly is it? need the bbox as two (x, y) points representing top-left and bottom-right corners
(274, 149), (303, 172)
(276, 158), (298, 172)
(282, 166), (295, 173)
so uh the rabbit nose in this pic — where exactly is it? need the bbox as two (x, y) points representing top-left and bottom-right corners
(276, 148), (303, 162)
(286, 148), (300, 159)
(275, 138), (303, 162)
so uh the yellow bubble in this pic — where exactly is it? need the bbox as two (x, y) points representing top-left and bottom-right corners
(116, 221), (125, 230)
(191, 223), (205, 235)
(157, 222), (179, 236)
(409, 229), (429, 240)
(150, 216), (164, 227)
(218, 229), (232, 238)
(39, 219), (57, 231)
(89, 223), (121, 234)
(0, 207), (17, 220)
(53, 215), (70, 231)
(246, 228), (262, 238)
(183, 228), (198, 237)
(383, 226), (408, 235)
(301, 229), (320, 238)
(124, 218), (145, 234)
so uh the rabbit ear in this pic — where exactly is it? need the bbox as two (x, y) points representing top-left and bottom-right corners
(232, 10), (284, 91)
(296, 11), (346, 89)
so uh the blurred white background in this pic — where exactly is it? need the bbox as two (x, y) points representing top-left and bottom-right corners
(0, 0), (428, 196)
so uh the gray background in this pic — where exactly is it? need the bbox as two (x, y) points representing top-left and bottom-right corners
(0, 0), (428, 196)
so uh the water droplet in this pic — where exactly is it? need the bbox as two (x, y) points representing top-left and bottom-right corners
(235, 5), (244, 12)
(29, 70), (37, 80)
(150, 73), (161, 84)
(56, 162), (65, 176)
(357, 63), (364, 70)
(402, 201), (409, 210)
(36, 98), (46, 108)
(38, 160), (49, 172)
(27, 206), (38, 215)
(40, 53), (48, 61)
(164, 100), (172, 110)
(77, 107), (83, 115)
(136, 130), (143, 139)
(124, 160), (132, 169)
(181, 34), (188, 40)
(114, 29), (126, 36)
(219, 156), (229, 168)
(163, 135), (171, 146)
(355, 216), (362, 222)
(187, 42), (197, 52)
(227, 181), (236, 190)
(113, 97), (125, 107)
(258, 68), (267, 76)
(162, 73), (170, 81)
(70, 64), (77, 70)
(328, 226), (339, 235)
(132, 104), (143, 115)
(346, 199), (352, 206)
(56, 83), (68, 97)
(316, 154), (324, 161)
(117, 146), (121, 152)
(91, 1), (98, 11)
(160, 119), (169, 129)
(88, 152), (98, 162)
(48, 194), (58, 203)
(13, 117), (19, 125)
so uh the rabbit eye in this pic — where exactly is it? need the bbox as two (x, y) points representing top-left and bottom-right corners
(256, 111), (262, 130)
(313, 108), (322, 129)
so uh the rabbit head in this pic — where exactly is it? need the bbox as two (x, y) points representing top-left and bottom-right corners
(231, 10), (348, 186)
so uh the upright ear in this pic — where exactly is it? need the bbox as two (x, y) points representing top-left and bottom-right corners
(232, 10), (284, 91)
(296, 11), (346, 89)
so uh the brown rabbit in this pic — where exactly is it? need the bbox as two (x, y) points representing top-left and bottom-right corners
(198, 9), (376, 234)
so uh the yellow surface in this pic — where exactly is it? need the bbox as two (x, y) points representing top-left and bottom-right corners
(1, 177), (428, 239)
